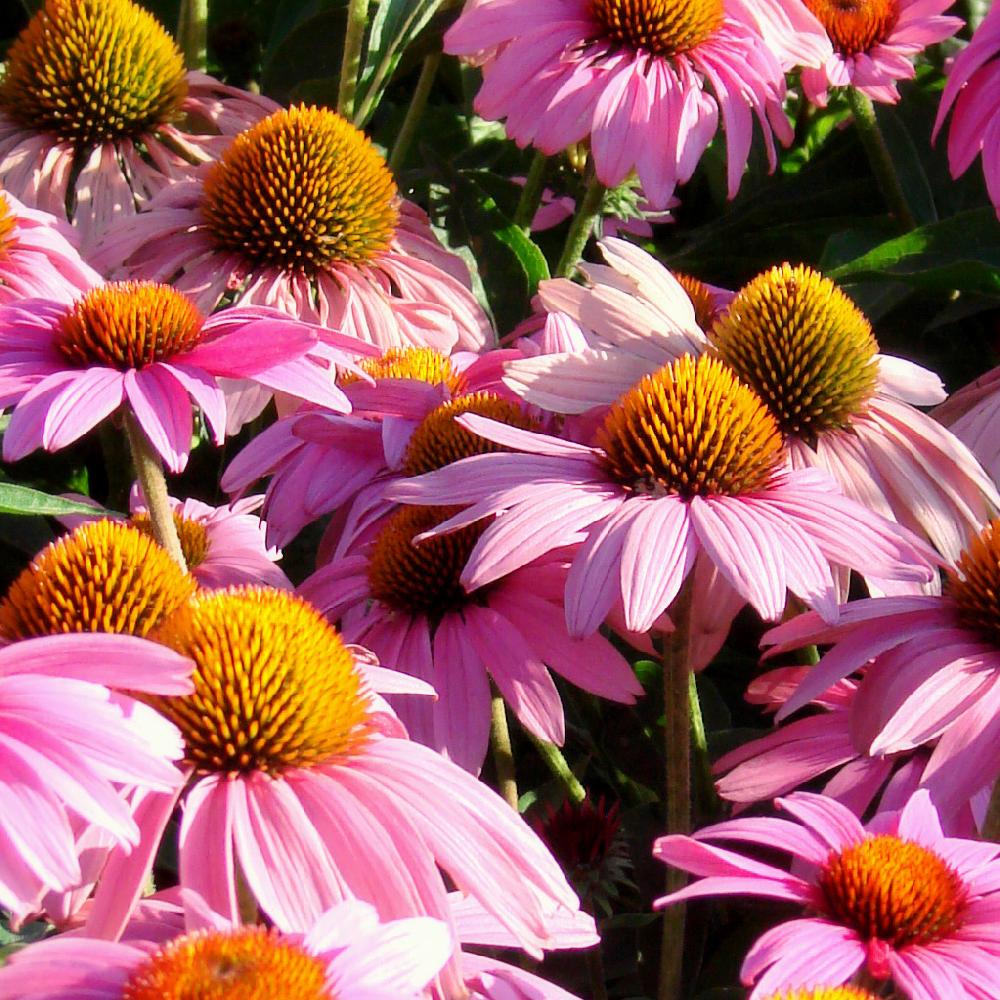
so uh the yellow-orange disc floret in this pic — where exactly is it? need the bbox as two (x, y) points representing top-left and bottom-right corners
(149, 587), (369, 775)
(710, 263), (879, 445)
(673, 271), (720, 332)
(590, 0), (725, 56)
(948, 519), (1000, 646)
(0, 0), (188, 147)
(202, 105), (399, 274)
(55, 282), (205, 370)
(597, 353), (784, 497)
(818, 835), (967, 948)
(368, 505), (487, 616)
(132, 513), (210, 570)
(803, 0), (899, 55)
(401, 393), (538, 477)
(122, 926), (331, 1000)
(0, 196), (16, 257)
(340, 346), (467, 395)
(0, 519), (195, 641)
(759, 989), (881, 1000)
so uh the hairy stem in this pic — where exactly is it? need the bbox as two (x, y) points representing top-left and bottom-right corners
(177, 0), (209, 73)
(338, 0), (370, 122)
(528, 732), (587, 804)
(123, 412), (186, 571)
(688, 670), (721, 820)
(491, 692), (520, 811)
(514, 150), (550, 231)
(389, 52), (441, 173)
(555, 173), (606, 277)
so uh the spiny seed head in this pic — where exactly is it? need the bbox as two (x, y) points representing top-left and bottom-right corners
(132, 512), (210, 569)
(0, 196), (15, 256)
(818, 835), (967, 948)
(803, 0), (899, 55)
(0, 0), (188, 148)
(0, 520), (195, 641)
(55, 282), (205, 370)
(709, 263), (879, 445)
(948, 519), (1000, 646)
(597, 353), (784, 497)
(121, 927), (331, 1000)
(673, 271), (721, 332)
(367, 505), (486, 616)
(759, 989), (881, 1000)
(202, 105), (399, 274)
(590, 0), (725, 56)
(149, 587), (369, 775)
(401, 393), (537, 478)
(341, 346), (466, 394)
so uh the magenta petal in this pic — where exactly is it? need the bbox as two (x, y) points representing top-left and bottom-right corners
(774, 791), (866, 852)
(159, 362), (227, 444)
(124, 366), (194, 473)
(178, 775), (239, 926)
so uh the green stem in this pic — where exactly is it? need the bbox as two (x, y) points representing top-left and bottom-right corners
(176, 0), (209, 73)
(555, 173), (606, 277)
(491, 692), (520, 811)
(984, 777), (1000, 842)
(688, 671), (721, 820)
(123, 412), (187, 571)
(658, 583), (693, 1000)
(528, 732), (586, 804)
(388, 52), (441, 173)
(514, 150), (550, 231)
(846, 88), (917, 232)
(338, 0), (370, 122)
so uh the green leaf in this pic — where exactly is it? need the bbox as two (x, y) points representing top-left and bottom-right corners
(828, 208), (1000, 295)
(0, 483), (107, 518)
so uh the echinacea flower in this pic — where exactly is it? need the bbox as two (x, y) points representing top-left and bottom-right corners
(389, 354), (937, 647)
(800, 0), (962, 106)
(444, 0), (830, 206)
(84, 587), (580, 997)
(761, 517), (1000, 820)
(0, 280), (376, 472)
(300, 504), (642, 772)
(0, 189), (100, 304)
(0, 896), (453, 999)
(94, 106), (491, 353)
(0, 631), (192, 920)
(0, 0), (277, 251)
(654, 790), (1000, 999)
(934, 3), (1000, 217)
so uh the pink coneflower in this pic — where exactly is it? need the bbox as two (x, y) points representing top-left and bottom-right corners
(0, 0), (277, 253)
(0, 280), (376, 472)
(93, 105), (490, 353)
(934, 4), (1000, 217)
(389, 354), (937, 643)
(655, 789), (1000, 999)
(800, 0), (963, 106)
(761, 517), (1000, 820)
(0, 895), (453, 999)
(84, 587), (580, 996)
(0, 189), (100, 304)
(935, 364), (1000, 484)
(300, 505), (642, 772)
(713, 667), (987, 834)
(512, 260), (997, 575)
(0, 631), (192, 921)
(444, 0), (831, 207)
(222, 346), (522, 549)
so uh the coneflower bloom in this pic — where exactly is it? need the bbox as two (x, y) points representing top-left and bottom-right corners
(0, 0), (277, 252)
(444, 0), (831, 207)
(0, 189), (100, 304)
(300, 504), (642, 772)
(389, 354), (937, 643)
(84, 587), (579, 995)
(655, 790), (1000, 999)
(761, 517), (1000, 820)
(0, 897), (453, 999)
(94, 106), (491, 352)
(222, 346), (522, 549)
(935, 364), (1000, 484)
(0, 630), (192, 920)
(934, 3), (1000, 217)
(799, 0), (963, 106)
(0, 281), (376, 472)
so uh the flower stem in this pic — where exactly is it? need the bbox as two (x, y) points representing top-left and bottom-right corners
(555, 173), (606, 277)
(688, 670), (721, 819)
(176, 0), (209, 73)
(846, 88), (917, 232)
(491, 692), (520, 811)
(514, 151), (550, 231)
(388, 52), (441, 173)
(984, 777), (1000, 841)
(527, 731), (586, 804)
(658, 583), (693, 1000)
(123, 412), (187, 571)
(338, 0), (370, 122)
